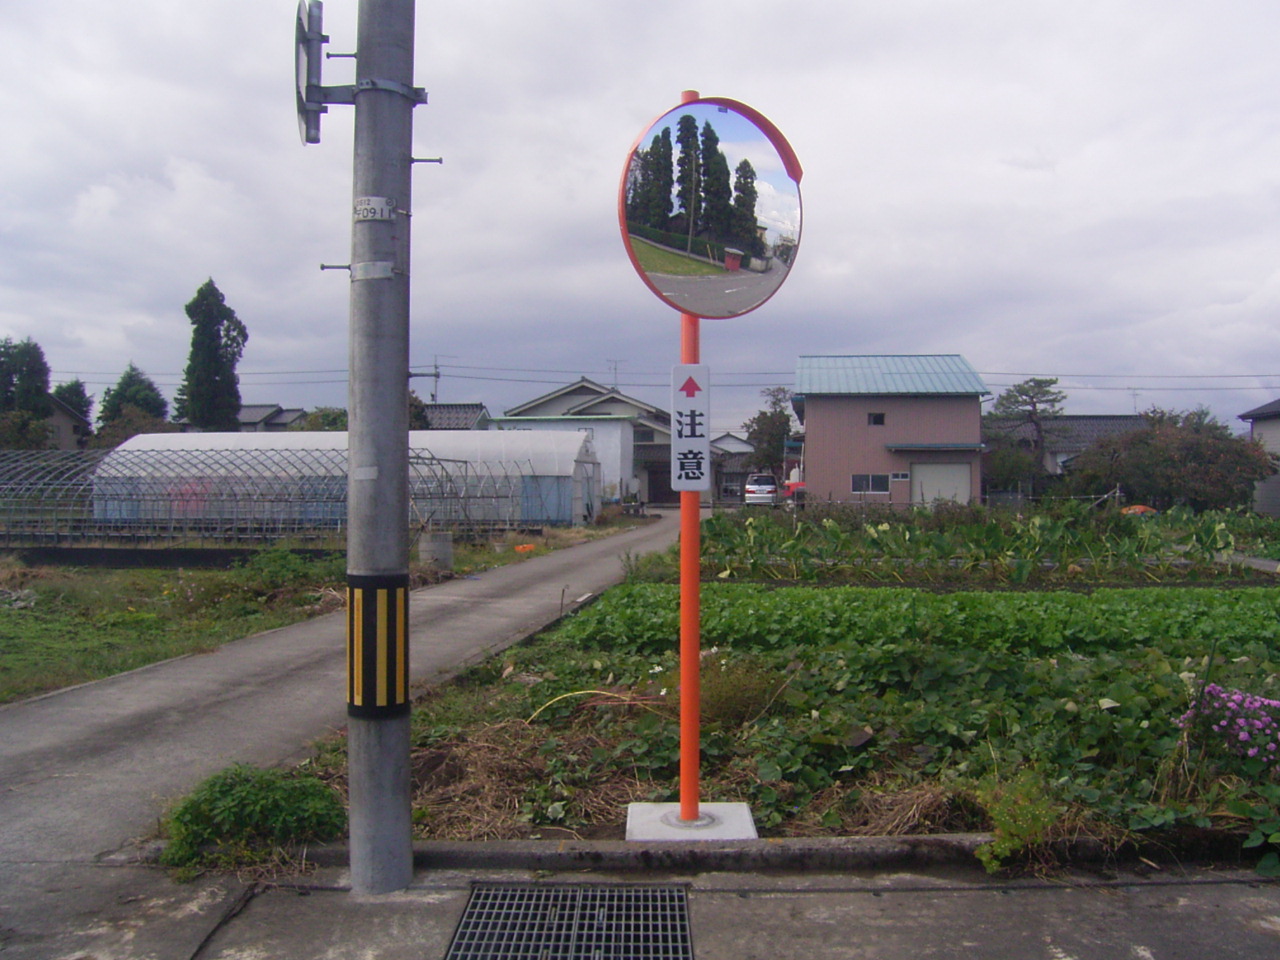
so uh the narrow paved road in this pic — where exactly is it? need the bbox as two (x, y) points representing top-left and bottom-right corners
(0, 517), (677, 868)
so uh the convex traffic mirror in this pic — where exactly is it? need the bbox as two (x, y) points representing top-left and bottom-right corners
(619, 97), (803, 319)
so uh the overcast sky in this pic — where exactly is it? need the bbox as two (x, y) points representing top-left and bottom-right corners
(2, 1), (1279, 435)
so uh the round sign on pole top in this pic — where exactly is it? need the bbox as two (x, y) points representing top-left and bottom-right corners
(295, 0), (324, 145)
(618, 94), (803, 319)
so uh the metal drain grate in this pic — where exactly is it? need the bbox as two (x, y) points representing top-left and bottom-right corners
(443, 882), (693, 959)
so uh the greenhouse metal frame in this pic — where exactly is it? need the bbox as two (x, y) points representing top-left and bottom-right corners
(0, 448), (554, 549)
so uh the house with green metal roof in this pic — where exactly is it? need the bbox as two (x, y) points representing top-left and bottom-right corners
(792, 355), (989, 506)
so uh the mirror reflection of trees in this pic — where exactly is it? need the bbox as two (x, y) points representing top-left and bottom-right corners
(625, 113), (767, 264)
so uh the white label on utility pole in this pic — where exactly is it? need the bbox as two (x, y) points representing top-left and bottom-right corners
(353, 197), (395, 221)
(671, 364), (711, 492)
(351, 261), (395, 281)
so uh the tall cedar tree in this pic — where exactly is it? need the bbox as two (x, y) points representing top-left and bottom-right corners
(175, 279), (248, 431)
(742, 386), (795, 478)
(699, 121), (733, 243)
(628, 128), (673, 230)
(99, 363), (168, 425)
(731, 159), (764, 257)
(675, 114), (701, 244)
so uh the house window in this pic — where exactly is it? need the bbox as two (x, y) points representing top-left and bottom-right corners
(891, 472), (910, 482)
(851, 474), (890, 494)
(634, 428), (655, 443)
(867, 412), (885, 426)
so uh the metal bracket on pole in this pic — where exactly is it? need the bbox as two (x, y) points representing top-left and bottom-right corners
(320, 263), (351, 271)
(355, 78), (429, 104)
(411, 157), (443, 164)
(310, 84), (357, 106)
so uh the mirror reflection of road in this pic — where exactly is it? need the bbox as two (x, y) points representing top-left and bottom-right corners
(654, 261), (791, 317)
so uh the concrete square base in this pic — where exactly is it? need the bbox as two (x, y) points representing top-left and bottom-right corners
(625, 802), (758, 841)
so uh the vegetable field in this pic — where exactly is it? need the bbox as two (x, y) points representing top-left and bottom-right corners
(387, 522), (1280, 872)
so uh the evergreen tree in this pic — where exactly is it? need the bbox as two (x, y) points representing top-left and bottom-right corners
(175, 279), (248, 431)
(731, 159), (764, 256)
(52, 378), (93, 422)
(627, 128), (675, 231)
(984, 377), (1067, 493)
(699, 121), (733, 243)
(675, 114), (701, 244)
(646, 127), (674, 229)
(99, 363), (167, 425)
(0, 337), (52, 418)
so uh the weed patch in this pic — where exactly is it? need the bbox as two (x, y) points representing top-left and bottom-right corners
(160, 764), (345, 876)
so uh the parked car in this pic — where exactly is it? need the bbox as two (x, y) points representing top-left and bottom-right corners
(744, 474), (779, 505)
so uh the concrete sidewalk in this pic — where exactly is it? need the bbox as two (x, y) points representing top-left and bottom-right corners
(9, 850), (1280, 960)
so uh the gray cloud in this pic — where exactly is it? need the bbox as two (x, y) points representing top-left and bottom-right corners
(0, 0), (1278, 435)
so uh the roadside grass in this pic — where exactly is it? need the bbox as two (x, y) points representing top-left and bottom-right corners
(0, 549), (350, 703)
(628, 237), (726, 277)
(0, 510), (656, 705)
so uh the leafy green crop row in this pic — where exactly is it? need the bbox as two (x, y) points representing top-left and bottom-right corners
(700, 502), (1251, 584)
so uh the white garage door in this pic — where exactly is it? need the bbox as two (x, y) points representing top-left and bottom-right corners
(911, 463), (971, 505)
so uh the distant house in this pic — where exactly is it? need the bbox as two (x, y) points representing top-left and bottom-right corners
(710, 432), (753, 454)
(984, 415), (1146, 476)
(236, 404), (307, 433)
(418, 403), (491, 430)
(793, 355), (988, 506)
(1239, 400), (1280, 515)
(711, 434), (755, 500)
(500, 378), (675, 503)
(46, 396), (93, 450)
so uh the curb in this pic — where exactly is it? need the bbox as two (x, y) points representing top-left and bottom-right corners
(305, 834), (994, 872)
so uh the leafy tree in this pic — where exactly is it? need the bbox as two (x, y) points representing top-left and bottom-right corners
(52, 379), (93, 422)
(0, 337), (52, 418)
(1066, 407), (1276, 511)
(675, 113), (701, 246)
(730, 159), (764, 257)
(0, 411), (51, 450)
(99, 363), (168, 425)
(87, 403), (179, 449)
(984, 377), (1067, 493)
(289, 407), (348, 431)
(174, 279), (248, 430)
(742, 386), (795, 478)
(699, 121), (733, 243)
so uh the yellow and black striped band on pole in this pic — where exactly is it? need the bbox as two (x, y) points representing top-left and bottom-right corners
(347, 574), (410, 719)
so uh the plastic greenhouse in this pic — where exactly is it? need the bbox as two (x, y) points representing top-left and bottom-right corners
(0, 430), (600, 548)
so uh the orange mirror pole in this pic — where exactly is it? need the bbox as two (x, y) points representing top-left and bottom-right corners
(679, 311), (701, 822)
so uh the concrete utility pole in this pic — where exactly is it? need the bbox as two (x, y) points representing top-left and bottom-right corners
(345, 0), (419, 895)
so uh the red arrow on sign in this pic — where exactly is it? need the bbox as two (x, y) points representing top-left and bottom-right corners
(678, 377), (702, 398)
